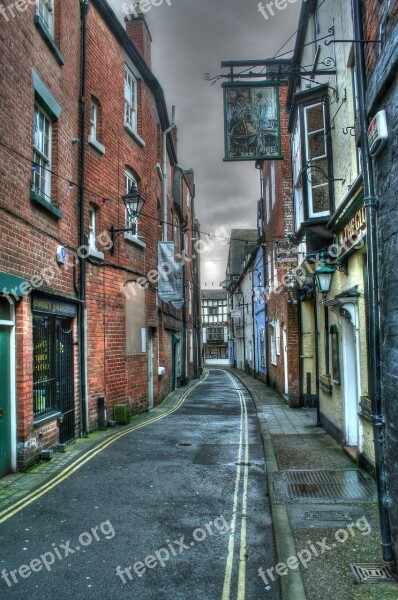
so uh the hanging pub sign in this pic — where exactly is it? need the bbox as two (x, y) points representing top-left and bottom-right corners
(223, 83), (282, 162)
(275, 242), (298, 269)
(157, 242), (184, 309)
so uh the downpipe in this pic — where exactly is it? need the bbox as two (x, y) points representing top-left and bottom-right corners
(352, 0), (394, 562)
(78, 0), (89, 437)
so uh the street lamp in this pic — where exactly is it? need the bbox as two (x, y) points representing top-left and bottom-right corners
(235, 287), (244, 305)
(314, 252), (336, 296)
(109, 182), (146, 254)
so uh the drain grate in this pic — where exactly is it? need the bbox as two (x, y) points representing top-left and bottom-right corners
(273, 470), (375, 503)
(350, 563), (396, 584)
(305, 510), (354, 521)
(177, 442), (192, 447)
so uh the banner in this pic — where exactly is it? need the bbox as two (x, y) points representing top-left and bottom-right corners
(157, 242), (184, 308)
(223, 83), (282, 161)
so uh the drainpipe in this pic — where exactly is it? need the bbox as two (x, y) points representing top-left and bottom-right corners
(162, 106), (176, 242)
(352, 0), (394, 562)
(78, 0), (89, 436)
(313, 295), (321, 427)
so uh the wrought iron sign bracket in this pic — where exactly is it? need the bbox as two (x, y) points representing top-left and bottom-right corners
(109, 225), (136, 255)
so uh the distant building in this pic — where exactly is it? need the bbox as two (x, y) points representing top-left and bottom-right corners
(201, 290), (229, 364)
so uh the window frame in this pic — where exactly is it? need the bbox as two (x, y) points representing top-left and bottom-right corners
(124, 66), (138, 133)
(32, 103), (52, 203)
(303, 101), (330, 219)
(36, 0), (54, 37)
(124, 169), (142, 245)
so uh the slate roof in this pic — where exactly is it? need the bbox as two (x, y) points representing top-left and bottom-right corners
(226, 229), (259, 278)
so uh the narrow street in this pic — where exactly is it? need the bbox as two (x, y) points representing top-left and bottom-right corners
(0, 370), (278, 600)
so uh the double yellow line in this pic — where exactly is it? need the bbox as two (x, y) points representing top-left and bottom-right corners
(0, 372), (208, 526)
(222, 371), (249, 600)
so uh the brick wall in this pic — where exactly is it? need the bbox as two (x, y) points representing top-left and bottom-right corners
(0, 1), (82, 465)
(262, 85), (300, 405)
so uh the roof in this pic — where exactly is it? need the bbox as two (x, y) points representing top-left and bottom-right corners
(226, 229), (259, 278)
(201, 290), (227, 301)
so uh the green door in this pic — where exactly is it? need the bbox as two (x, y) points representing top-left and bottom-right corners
(0, 326), (12, 478)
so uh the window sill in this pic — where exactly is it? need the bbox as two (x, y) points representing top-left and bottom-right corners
(30, 189), (62, 219)
(33, 410), (62, 426)
(88, 135), (106, 156)
(124, 233), (146, 249)
(34, 15), (65, 66)
(124, 123), (146, 147)
(88, 247), (105, 261)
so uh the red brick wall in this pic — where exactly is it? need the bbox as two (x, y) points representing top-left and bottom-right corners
(0, 1), (82, 464)
(262, 85), (300, 404)
(362, 0), (398, 77)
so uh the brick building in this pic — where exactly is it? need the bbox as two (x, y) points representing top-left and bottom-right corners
(361, 0), (398, 563)
(0, 0), (82, 474)
(201, 289), (229, 364)
(0, 0), (199, 476)
(259, 83), (300, 406)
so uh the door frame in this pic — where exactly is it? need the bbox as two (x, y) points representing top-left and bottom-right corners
(341, 303), (362, 449)
(0, 303), (16, 472)
(283, 325), (288, 395)
(148, 328), (154, 409)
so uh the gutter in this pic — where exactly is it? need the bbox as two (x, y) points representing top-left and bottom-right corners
(352, 0), (394, 563)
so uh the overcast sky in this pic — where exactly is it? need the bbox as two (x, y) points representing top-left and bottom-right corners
(109, 0), (301, 288)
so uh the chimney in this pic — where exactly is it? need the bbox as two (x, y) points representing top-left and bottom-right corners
(125, 9), (152, 67)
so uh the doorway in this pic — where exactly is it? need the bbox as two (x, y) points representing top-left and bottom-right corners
(342, 315), (360, 447)
(148, 328), (154, 409)
(283, 326), (289, 395)
(0, 325), (12, 478)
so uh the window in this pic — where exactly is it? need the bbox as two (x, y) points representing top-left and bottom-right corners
(88, 99), (105, 155)
(124, 170), (139, 241)
(275, 320), (280, 356)
(32, 104), (52, 201)
(304, 102), (330, 218)
(259, 328), (265, 367)
(36, 0), (54, 36)
(330, 325), (341, 383)
(350, 60), (362, 175)
(33, 315), (73, 419)
(271, 162), (276, 208)
(292, 115), (304, 230)
(270, 323), (277, 365)
(124, 66), (137, 132)
(88, 204), (104, 259)
(173, 216), (180, 250)
(208, 327), (223, 341)
(90, 101), (98, 140)
(273, 248), (278, 291)
(265, 177), (270, 224)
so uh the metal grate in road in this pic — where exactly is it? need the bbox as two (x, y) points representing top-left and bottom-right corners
(305, 510), (355, 521)
(286, 470), (374, 500)
(273, 470), (375, 502)
(349, 563), (396, 584)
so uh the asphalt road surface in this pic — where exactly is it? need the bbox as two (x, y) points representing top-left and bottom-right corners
(0, 369), (280, 599)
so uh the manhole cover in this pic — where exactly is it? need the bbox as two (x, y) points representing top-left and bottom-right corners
(305, 511), (354, 521)
(350, 563), (396, 584)
(273, 470), (375, 502)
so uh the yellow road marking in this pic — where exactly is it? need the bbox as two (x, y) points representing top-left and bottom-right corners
(222, 371), (250, 600)
(0, 372), (208, 526)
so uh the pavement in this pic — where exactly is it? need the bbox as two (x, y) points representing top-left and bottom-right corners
(230, 367), (398, 600)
